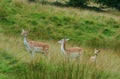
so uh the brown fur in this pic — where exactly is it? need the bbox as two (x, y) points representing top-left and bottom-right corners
(66, 47), (83, 54)
(62, 39), (83, 55)
(21, 29), (50, 52)
(28, 41), (49, 50)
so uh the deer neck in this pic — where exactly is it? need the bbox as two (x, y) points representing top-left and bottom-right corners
(93, 54), (98, 62)
(94, 54), (97, 58)
(23, 36), (32, 51)
(61, 42), (67, 55)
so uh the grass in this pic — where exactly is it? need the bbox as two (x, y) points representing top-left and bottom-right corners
(0, 49), (18, 79)
(0, 0), (120, 50)
(0, 0), (120, 79)
(0, 33), (120, 79)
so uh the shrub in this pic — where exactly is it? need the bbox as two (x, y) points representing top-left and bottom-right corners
(94, 0), (120, 10)
(28, 0), (47, 4)
(0, 8), (8, 21)
(68, 0), (89, 7)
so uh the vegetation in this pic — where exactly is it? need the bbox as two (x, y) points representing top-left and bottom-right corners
(0, 0), (120, 50)
(0, 0), (120, 79)
(0, 34), (120, 79)
(68, 0), (89, 7)
(94, 0), (120, 10)
(67, 0), (120, 10)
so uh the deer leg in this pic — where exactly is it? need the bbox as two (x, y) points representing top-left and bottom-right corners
(43, 49), (50, 59)
(46, 50), (50, 60)
(74, 54), (81, 64)
(32, 50), (35, 58)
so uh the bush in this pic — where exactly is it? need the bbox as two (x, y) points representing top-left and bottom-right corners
(68, 0), (89, 7)
(0, 8), (8, 20)
(28, 0), (47, 4)
(94, 0), (120, 10)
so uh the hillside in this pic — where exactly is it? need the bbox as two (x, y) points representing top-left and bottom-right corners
(0, 0), (120, 50)
(0, 0), (120, 79)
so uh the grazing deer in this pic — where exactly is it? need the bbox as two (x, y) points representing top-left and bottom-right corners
(58, 38), (83, 61)
(90, 49), (101, 63)
(21, 29), (50, 58)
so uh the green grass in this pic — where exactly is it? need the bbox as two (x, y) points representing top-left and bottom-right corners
(0, 0), (120, 50)
(0, 0), (120, 79)
(0, 49), (116, 79)
(0, 33), (120, 79)
(0, 49), (18, 79)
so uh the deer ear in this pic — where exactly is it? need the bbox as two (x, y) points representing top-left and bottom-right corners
(98, 49), (101, 53)
(66, 38), (69, 41)
(94, 48), (97, 51)
(22, 28), (25, 32)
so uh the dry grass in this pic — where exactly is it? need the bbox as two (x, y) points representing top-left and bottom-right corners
(0, 0), (120, 78)
(0, 33), (120, 73)
(13, 0), (120, 21)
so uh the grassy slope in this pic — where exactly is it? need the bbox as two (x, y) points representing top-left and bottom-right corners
(0, 33), (120, 79)
(0, 0), (120, 50)
(0, 0), (120, 79)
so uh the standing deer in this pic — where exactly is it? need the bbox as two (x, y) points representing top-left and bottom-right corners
(90, 49), (101, 63)
(58, 38), (83, 62)
(21, 29), (50, 58)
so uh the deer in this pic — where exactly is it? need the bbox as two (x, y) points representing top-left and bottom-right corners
(21, 29), (50, 58)
(58, 38), (83, 62)
(90, 49), (101, 63)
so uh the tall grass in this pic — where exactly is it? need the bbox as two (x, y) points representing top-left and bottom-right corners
(0, 49), (18, 79)
(0, 0), (120, 51)
(0, 0), (120, 79)
(15, 60), (109, 79)
(0, 34), (120, 79)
